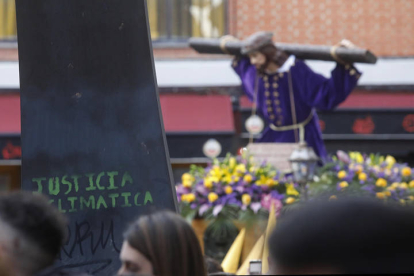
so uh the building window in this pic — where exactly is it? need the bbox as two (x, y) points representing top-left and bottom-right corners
(0, 0), (227, 42)
(0, 0), (17, 41)
(148, 0), (227, 42)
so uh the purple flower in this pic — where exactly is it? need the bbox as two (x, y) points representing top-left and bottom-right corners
(362, 185), (375, 193)
(198, 204), (210, 216)
(176, 185), (189, 195)
(270, 191), (285, 201)
(236, 186), (245, 194)
(250, 202), (262, 214)
(334, 164), (341, 172)
(337, 150), (351, 164)
(377, 171), (386, 178)
(221, 194), (237, 204)
(190, 203), (198, 209)
(196, 185), (209, 196)
(213, 205), (224, 216)
(261, 194), (283, 215)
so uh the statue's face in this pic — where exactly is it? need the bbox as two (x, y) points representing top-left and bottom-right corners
(248, 51), (267, 70)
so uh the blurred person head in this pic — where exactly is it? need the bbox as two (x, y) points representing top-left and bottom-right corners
(241, 31), (288, 73)
(268, 198), (414, 274)
(204, 256), (223, 274)
(0, 191), (67, 276)
(119, 211), (206, 276)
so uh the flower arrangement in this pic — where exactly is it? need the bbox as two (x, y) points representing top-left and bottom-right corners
(176, 153), (299, 222)
(310, 151), (414, 205)
(177, 150), (413, 263)
(177, 151), (414, 222)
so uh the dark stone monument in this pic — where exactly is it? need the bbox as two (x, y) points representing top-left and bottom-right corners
(15, 1), (177, 275)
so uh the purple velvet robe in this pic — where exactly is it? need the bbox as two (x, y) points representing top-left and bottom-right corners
(233, 56), (361, 160)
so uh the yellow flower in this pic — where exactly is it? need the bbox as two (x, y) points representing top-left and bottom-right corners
(243, 174), (253, 183)
(286, 197), (296, 205)
(391, 182), (400, 189)
(181, 173), (193, 183)
(385, 169), (392, 176)
(208, 192), (219, 203)
(339, 181), (349, 189)
(329, 195), (337, 201)
(376, 178), (387, 188)
(210, 166), (222, 178)
(286, 183), (299, 196)
(376, 192), (386, 199)
(225, 186), (233, 194)
(400, 199), (406, 205)
(183, 180), (193, 188)
(181, 193), (196, 203)
(356, 152), (364, 163)
(350, 152), (364, 163)
(402, 167), (412, 177)
(399, 182), (408, 190)
(355, 165), (363, 174)
(358, 172), (367, 182)
(266, 178), (279, 187)
(387, 186), (396, 192)
(229, 157), (236, 169)
(337, 170), (347, 179)
(233, 176), (240, 183)
(204, 178), (213, 189)
(256, 175), (268, 186)
(385, 191), (391, 197)
(408, 196), (414, 201)
(249, 166), (257, 173)
(409, 181), (414, 188)
(235, 164), (247, 174)
(385, 155), (396, 169)
(222, 174), (232, 184)
(242, 194), (251, 205)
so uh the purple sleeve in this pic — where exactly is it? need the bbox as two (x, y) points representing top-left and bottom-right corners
(232, 56), (257, 102)
(301, 62), (361, 111)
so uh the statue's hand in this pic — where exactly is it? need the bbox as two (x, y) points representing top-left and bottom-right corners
(338, 39), (357, 49)
(221, 34), (239, 41)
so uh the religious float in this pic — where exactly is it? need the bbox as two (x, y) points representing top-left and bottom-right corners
(176, 150), (414, 274)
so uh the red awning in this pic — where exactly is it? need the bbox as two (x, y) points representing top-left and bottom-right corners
(0, 94), (20, 134)
(160, 94), (234, 132)
(0, 94), (235, 134)
(240, 91), (414, 109)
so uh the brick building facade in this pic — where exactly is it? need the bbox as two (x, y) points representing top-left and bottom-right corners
(153, 0), (414, 59)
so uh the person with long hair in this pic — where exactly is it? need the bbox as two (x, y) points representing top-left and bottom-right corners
(118, 211), (207, 276)
(230, 31), (361, 161)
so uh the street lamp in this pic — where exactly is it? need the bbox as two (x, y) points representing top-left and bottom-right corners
(203, 139), (222, 159)
(289, 142), (319, 200)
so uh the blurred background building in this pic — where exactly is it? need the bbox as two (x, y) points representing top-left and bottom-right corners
(0, 0), (413, 188)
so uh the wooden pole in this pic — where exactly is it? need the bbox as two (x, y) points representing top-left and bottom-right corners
(189, 38), (377, 64)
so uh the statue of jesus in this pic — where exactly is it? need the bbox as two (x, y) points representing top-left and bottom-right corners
(231, 31), (361, 160)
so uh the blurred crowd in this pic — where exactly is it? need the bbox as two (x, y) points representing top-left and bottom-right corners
(0, 191), (413, 275)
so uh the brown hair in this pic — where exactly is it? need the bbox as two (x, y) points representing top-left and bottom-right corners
(259, 44), (289, 72)
(124, 211), (207, 276)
